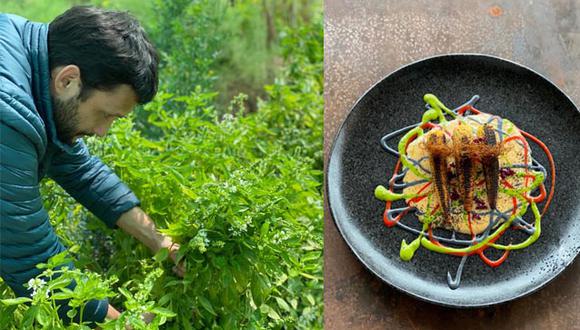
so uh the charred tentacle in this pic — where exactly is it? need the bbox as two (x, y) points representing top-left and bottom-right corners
(452, 125), (476, 212)
(426, 130), (452, 223)
(479, 124), (499, 209)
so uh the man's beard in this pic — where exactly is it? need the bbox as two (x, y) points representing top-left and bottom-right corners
(52, 96), (81, 146)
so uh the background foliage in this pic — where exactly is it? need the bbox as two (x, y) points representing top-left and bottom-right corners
(0, 0), (322, 328)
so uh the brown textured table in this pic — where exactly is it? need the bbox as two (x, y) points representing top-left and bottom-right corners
(324, 1), (580, 329)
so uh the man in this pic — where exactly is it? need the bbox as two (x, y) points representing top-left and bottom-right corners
(0, 6), (185, 325)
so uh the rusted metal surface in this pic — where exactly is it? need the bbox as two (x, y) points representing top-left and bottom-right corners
(324, 0), (580, 329)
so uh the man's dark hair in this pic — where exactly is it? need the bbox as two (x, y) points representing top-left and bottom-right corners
(48, 6), (159, 104)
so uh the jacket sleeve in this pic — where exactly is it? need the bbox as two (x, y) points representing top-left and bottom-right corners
(46, 140), (140, 229)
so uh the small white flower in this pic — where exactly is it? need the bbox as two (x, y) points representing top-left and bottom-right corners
(27, 278), (47, 298)
(27, 278), (46, 291)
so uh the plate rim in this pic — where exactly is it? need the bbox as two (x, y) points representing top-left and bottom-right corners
(325, 53), (580, 308)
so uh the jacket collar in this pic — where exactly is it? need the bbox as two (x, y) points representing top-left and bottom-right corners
(28, 21), (75, 154)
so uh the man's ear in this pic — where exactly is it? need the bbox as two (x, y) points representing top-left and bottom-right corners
(52, 65), (82, 99)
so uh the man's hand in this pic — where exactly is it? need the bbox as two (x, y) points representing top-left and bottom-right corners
(102, 304), (154, 329)
(168, 243), (186, 278)
(116, 207), (186, 278)
(97, 209), (185, 329)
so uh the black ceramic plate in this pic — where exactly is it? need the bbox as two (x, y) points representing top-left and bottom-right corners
(326, 54), (580, 307)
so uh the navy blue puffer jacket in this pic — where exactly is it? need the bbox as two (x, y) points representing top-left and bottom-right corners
(0, 14), (141, 323)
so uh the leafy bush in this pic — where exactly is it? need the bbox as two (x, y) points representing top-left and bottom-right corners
(145, 0), (321, 112)
(1, 6), (323, 329)
(147, 0), (225, 95)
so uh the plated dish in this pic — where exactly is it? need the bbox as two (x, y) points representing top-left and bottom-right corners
(326, 54), (580, 307)
(374, 93), (555, 289)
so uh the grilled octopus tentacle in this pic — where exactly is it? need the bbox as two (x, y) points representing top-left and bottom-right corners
(452, 124), (476, 212)
(426, 130), (452, 223)
(480, 124), (499, 209)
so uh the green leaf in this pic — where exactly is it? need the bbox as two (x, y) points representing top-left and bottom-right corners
(305, 294), (315, 306)
(1, 297), (32, 305)
(181, 185), (198, 199)
(260, 221), (270, 238)
(69, 244), (81, 254)
(154, 247), (170, 262)
(198, 296), (216, 316)
(158, 293), (173, 306)
(151, 307), (177, 317)
(141, 138), (164, 151)
(164, 280), (185, 288)
(251, 276), (267, 306)
(67, 308), (77, 319)
(35, 307), (51, 326)
(118, 288), (132, 299)
(260, 304), (280, 321)
(299, 272), (320, 280)
(46, 251), (72, 269)
(268, 308), (281, 321)
(275, 297), (291, 312)
(48, 276), (72, 290)
(51, 292), (73, 300)
(275, 273), (288, 286)
(290, 299), (298, 309)
(22, 305), (39, 328)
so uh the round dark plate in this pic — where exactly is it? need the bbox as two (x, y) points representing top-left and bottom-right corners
(326, 54), (580, 307)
